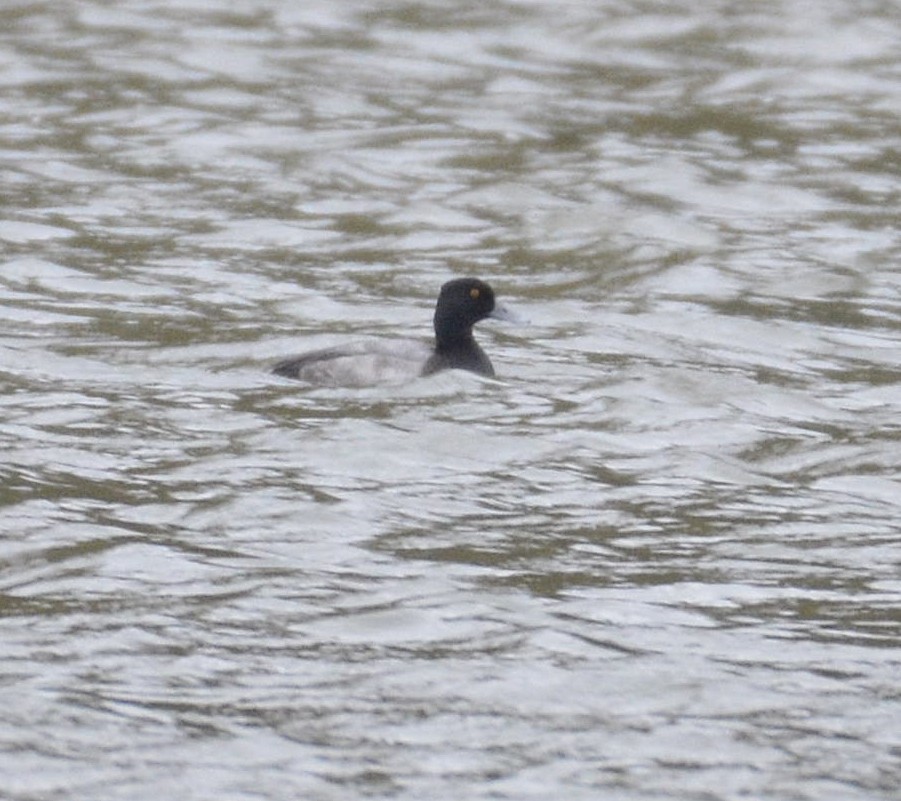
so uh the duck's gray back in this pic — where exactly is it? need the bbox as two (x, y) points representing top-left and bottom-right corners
(273, 339), (432, 387)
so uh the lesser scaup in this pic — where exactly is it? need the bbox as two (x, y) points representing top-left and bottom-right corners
(272, 277), (513, 386)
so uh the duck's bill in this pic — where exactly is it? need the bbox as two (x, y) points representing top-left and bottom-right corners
(488, 303), (524, 324)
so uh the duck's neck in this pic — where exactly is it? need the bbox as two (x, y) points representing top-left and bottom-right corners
(424, 331), (494, 376)
(434, 326), (474, 352)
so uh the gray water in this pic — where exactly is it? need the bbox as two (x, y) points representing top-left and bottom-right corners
(1, 1), (900, 799)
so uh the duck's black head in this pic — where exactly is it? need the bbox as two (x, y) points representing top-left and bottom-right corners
(432, 278), (497, 345)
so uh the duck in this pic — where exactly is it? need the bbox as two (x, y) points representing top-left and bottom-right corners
(272, 277), (513, 387)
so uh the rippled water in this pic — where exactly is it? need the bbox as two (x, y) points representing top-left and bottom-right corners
(2, 1), (900, 799)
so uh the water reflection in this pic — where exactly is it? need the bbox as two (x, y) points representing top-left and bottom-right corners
(1, 1), (899, 799)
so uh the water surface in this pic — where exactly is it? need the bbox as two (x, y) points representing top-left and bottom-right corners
(1, 1), (899, 799)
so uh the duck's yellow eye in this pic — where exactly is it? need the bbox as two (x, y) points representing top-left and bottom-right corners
(470, 288), (480, 300)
